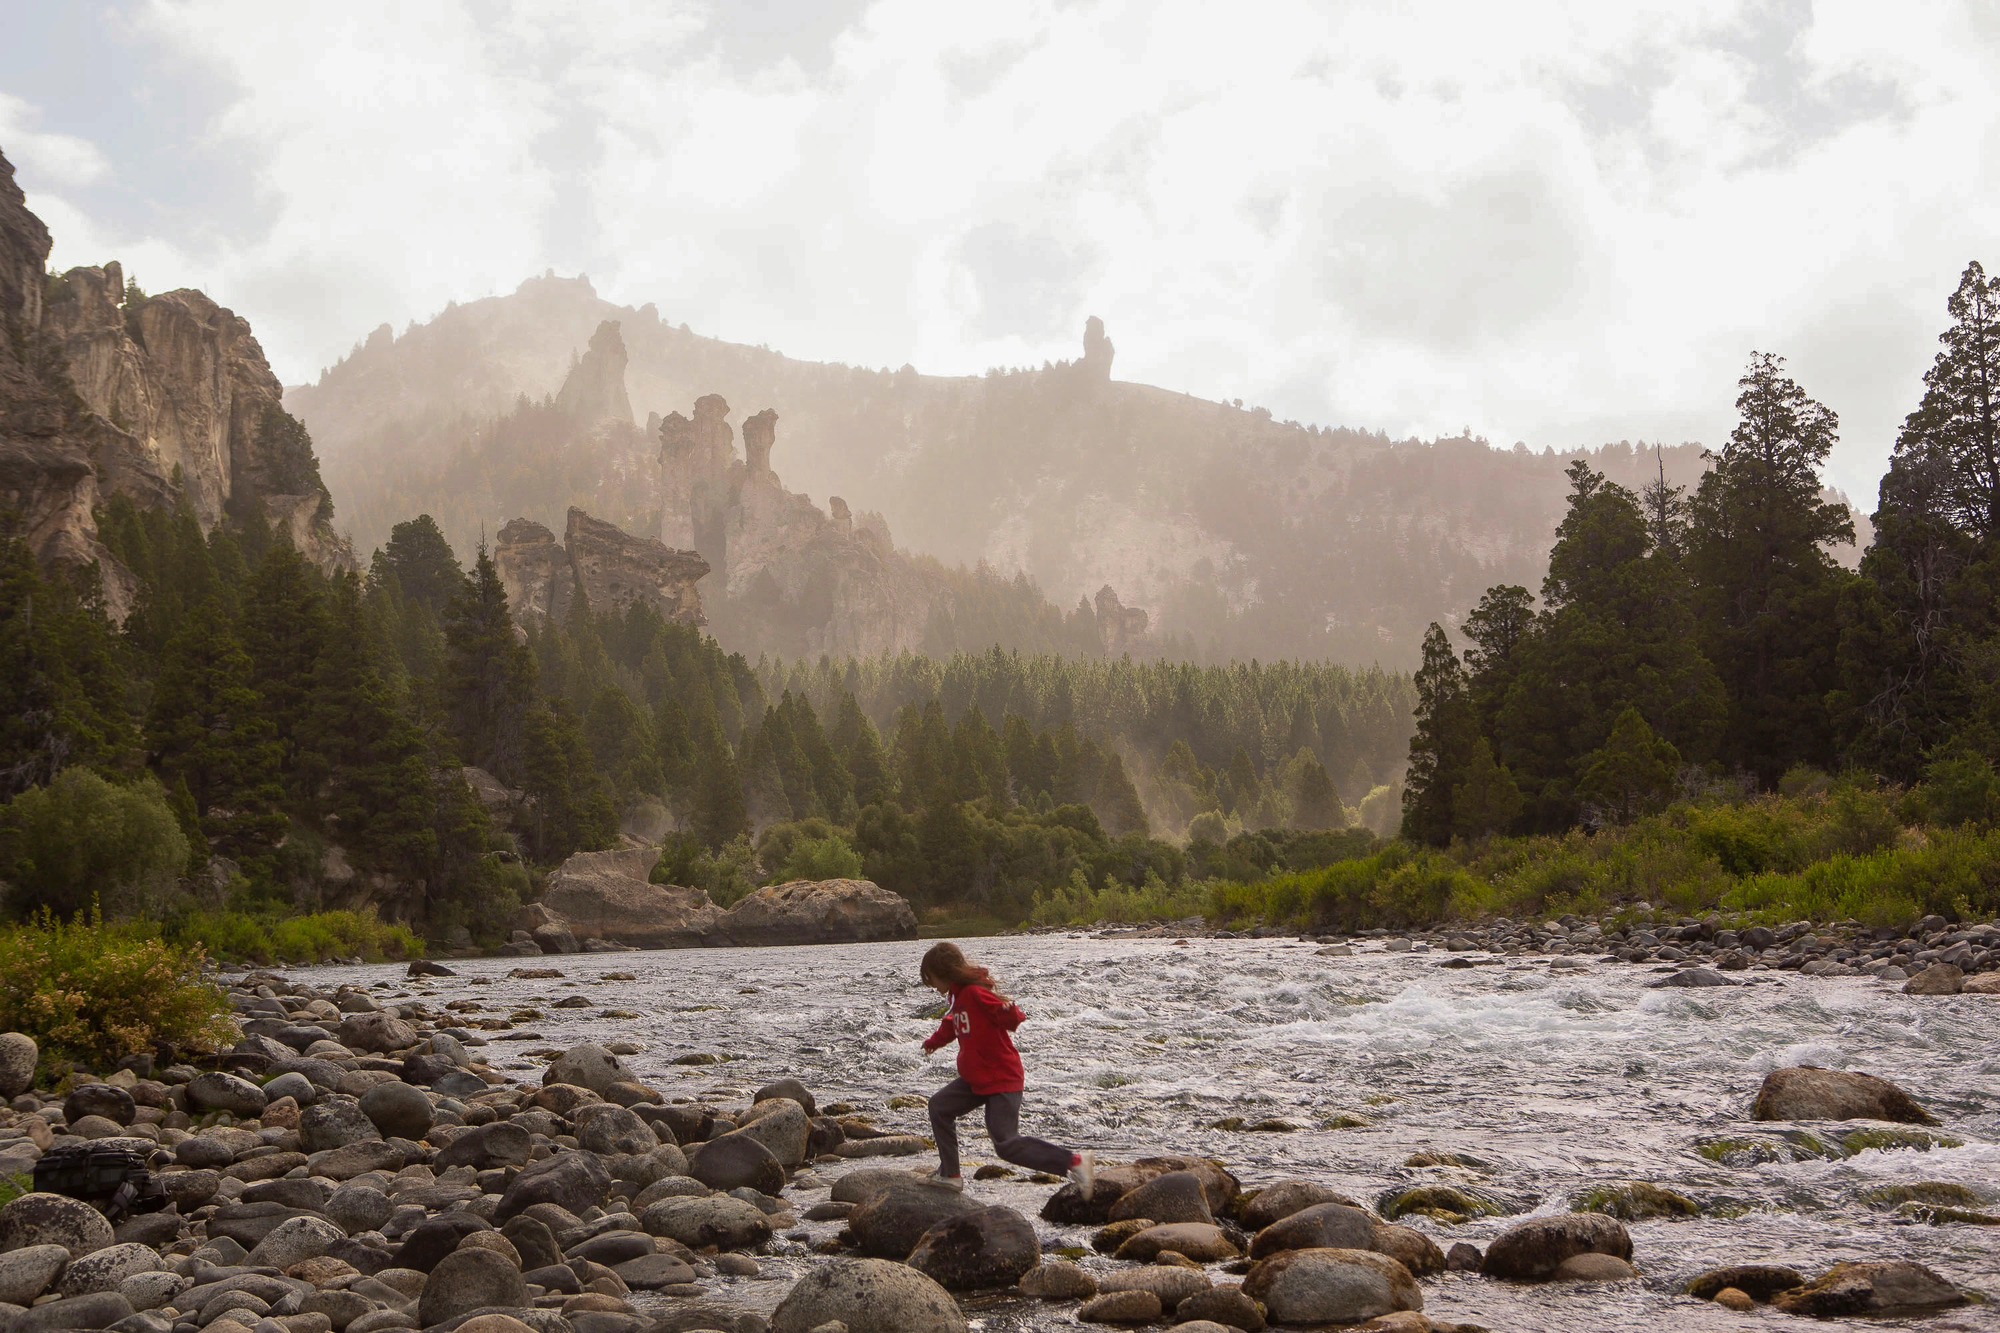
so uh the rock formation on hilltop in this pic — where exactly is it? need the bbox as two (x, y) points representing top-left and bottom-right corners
(1095, 585), (1149, 656)
(553, 319), (633, 426)
(495, 505), (707, 629)
(0, 148), (352, 616)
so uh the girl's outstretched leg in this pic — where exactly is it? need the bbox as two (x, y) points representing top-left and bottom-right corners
(927, 1078), (982, 1181)
(982, 1092), (1081, 1174)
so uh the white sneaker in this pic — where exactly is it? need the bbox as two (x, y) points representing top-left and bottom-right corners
(936, 1174), (964, 1191)
(1068, 1151), (1096, 1201)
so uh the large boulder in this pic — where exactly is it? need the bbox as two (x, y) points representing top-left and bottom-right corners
(1242, 1248), (1422, 1325)
(754, 1079), (817, 1117)
(707, 879), (917, 947)
(769, 1258), (967, 1333)
(849, 1177), (981, 1259)
(1371, 1223), (1446, 1277)
(184, 1072), (267, 1116)
(1249, 1202), (1377, 1259)
(335, 1012), (420, 1054)
(1109, 1170), (1213, 1225)
(64, 1085), (135, 1127)
(724, 1100), (809, 1167)
(1904, 963), (1964, 995)
(360, 1082), (434, 1140)
(392, 1214), (494, 1273)
(247, 1216), (343, 1270)
(687, 1134), (785, 1195)
(0, 1193), (114, 1258)
(1772, 1261), (1965, 1316)
(417, 1248), (528, 1326)
(0, 1244), (68, 1305)
(300, 1099), (381, 1152)
(906, 1205), (1040, 1290)
(542, 847), (722, 948)
(325, 1185), (394, 1236)
(1114, 1222), (1239, 1263)
(1751, 1067), (1938, 1125)
(1481, 1213), (1632, 1281)
(52, 1242), (159, 1297)
(639, 1197), (772, 1251)
(435, 1121), (534, 1171)
(1241, 1179), (1359, 1230)
(493, 1151), (610, 1223)
(575, 1105), (658, 1157)
(0, 1033), (37, 1098)
(544, 1044), (639, 1097)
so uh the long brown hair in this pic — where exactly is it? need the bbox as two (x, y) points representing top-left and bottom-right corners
(921, 942), (1000, 995)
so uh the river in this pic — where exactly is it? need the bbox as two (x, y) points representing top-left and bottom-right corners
(306, 934), (2000, 1330)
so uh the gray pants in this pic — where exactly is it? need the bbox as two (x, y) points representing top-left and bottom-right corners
(928, 1078), (1075, 1178)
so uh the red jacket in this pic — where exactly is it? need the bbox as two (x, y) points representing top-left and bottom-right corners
(923, 983), (1026, 1093)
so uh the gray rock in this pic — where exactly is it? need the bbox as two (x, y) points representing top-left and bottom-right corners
(1076, 1289), (1160, 1323)
(116, 1270), (185, 1312)
(639, 1197), (772, 1251)
(567, 1230), (653, 1265)
(1249, 1201), (1376, 1259)
(0, 1033), (37, 1098)
(392, 1213), (494, 1273)
(907, 1205), (1039, 1291)
(1017, 1259), (1096, 1300)
(1554, 1252), (1638, 1281)
(54, 1243), (159, 1297)
(753, 1079), (817, 1118)
(612, 1253), (697, 1289)
(769, 1258), (967, 1333)
(725, 1101), (808, 1168)
(0, 1192), (116, 1258)
(184, 1072), (267, 1116)
(300, 1098), (381, 1152)
(240, 1177), (328, 1211)
(309, 1140), (408, 1180)
(0, 1244), (69, 1304)
(429, 1032), (472, 1067)
(494, 1151), (611, 1223)
(326, 1185), (394, 1236)
(1092, 1266), (1210, 1307)
(1372, 1223), (1447, 1277)
(1650, 967), (1733, 988)
(336, 1013), (420, 1054)
(247, 1215), (345, 1269)
(417, 1248), (528, 1326)
(360, 1082), (434, 1140)
(1112, 1222), (1238, 1263)
(1240, 1179), (1359, 1230)
(435, 1121), (533, 1171)
(575, 1106), (658, 1157)
(1174, 1287), (1266, 1332)
(543, 1044), (638, 1096)
(1685, 1263), (1806, 1301)
(262, 1072), (317, 1107)
(687, 1134), (784, 1195)
(65, 1085), (136, 1127)
(157, 1170), (220, 1210)
(1242, 1248), (1422, 1324)
(1905, 963), (1965, 995)
(1481, 1213), (1632, 1281)
(1107, 1171), (1213, 1226)
(172, 1136), (236, 1169)
(302, 1288), (375, 1331)
(1773, 1260), (1965, 1316)
(13, 1290), (133, 1333)
(500, 1217), (563, 1271)
(1751, 1066), (1938, 1125)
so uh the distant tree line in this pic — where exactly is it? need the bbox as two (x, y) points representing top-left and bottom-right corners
(1404, 262), (2000, 842)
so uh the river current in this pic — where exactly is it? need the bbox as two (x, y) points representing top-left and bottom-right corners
(307, 934), (2000, 1331)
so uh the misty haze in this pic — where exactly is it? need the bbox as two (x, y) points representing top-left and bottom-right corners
(0, 6), (1997, 1333)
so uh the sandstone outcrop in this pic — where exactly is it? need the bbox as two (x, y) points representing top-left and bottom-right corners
(553, 320), (633, 426)
(1094, 584), (1150, 656)
(495, 506), (707, 629)
(0, 149), (351, 617)
(537, 848), (721, 949)
(705, 879), (918, 947)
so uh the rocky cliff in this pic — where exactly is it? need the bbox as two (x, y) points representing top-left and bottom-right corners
(0, 147), (353, 614)
(495, 505), (707, 630)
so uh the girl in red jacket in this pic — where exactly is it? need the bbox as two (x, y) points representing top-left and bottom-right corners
(919, 942), (1095, 1195)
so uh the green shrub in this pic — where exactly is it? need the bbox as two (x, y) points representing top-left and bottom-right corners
(0, 770), (188, 920)
(163, 908), (420, 964)
(776, 835), (864, 882)
(0, 914), (232, 1068)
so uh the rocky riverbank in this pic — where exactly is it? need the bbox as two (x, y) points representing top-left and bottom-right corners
(1036, 909), (2000, 994)
(0, 957), (1982, 1333)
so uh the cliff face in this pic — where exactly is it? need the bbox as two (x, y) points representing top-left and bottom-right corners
(0, 148), (353, 612)
(496, 506), (707, 630)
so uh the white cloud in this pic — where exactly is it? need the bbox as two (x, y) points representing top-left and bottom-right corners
(13, 0), (2000, 502)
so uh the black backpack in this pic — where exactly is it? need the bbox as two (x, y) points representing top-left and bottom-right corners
(32, 1143), (166, 1221)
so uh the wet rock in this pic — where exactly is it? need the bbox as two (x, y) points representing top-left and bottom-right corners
(1242, 1249), (1421, 1325)
(0, 1244), (69, 1305)
(1480, 1213), (1631, 1281)
(393, 1213), (495, 1272)
(1963, 971), (2000, 994)
(1684, 1264), (1806, 1301)
(326, 1185), (394, 1236)
(1771, 1261), (1965, 1316)
(1649, 968), (1733, 988)
(1376, 1184), (1507, 1223)
(1017, 1259), (1097, 1300)
(640, 1197), (772, 1251)
(0, 1033), (37, 1098)
(728, 1099), (809, 1167)
(409, 960), (456, 977)
(418, 1248), (529, 1326)
(1372, 1224), (1446, 1277)
(300, 1099), (381, 1151)
(185, 1072), (267, 1116)
(1113, 1222), (1238, 1263)
(1077, 1289), (1161, 1324)
(494, 1150), (611, 1223)
(1041, 1176), (1130, 1225)
(545, 1044), (639, 1096)
(753, 1079), (817, 1118)
(65, 1084), (136, 1127)
(436, 1121), (534, 1171)
(906, 1205), (1039, 1290)
(1095, 1266), (1210, 1308)
(575, 1106), (658, 1157)
(687, 1134), (785, 1195)
(1905, 963), (1964, 994)
(828, 1168), (919, 1205)
(769, 1257), (966, 1333)
(1553, 1252), (1637, 1281)
(336, 1013), (419, 1054)
(1250, 1202), (1377, 1259)
(1108, 1170), (1213, 1225)
(848, 1176), (981, 1260)
(1175, 1286), (1265, 1331)
(614, 1253), (697, 1289)
(1571, 1181), (1698, 1221)
(1751, 1066), (1938, 1125)
(1240, 1179), (1358, 1229)
(500, 1217), (563, 1271)
(1714, 1286), (1755, 1310)
(0, 1192), (115, 1258)
(1444, 1242), (1482, 1273)
(360, 1082), (434, 1140)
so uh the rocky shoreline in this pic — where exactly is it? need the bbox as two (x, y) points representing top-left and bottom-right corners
(1026, 909), (2000, 994)
(0, 954), (1981, 1333)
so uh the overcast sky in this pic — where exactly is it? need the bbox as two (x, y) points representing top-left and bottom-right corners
(5, 0), (1998, 502)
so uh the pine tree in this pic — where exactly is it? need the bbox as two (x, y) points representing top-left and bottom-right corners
(1288, 751), (1344, 830)
(829, 693), (891, 808)
(1576, 707), (1681, 823)
(0, 535), (134, 797)
(1092, 752), (1149, 837)
(1461, 584), (1534, 735)
(688, 712), (747, 848)
(443, 550), (540, 778)
(1401, 623), (1478, 845)
(239, 544), (329, 791)
(1685, 354), (1853, 782)
(375, 515), (466, 615)
(1449, 738), (1521, 840)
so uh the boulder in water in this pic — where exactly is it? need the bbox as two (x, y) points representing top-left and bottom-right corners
(542, 848), (721, 949)
(1174, 1286), (1267, 1332)
(1481, 1213), (1631, 1281)
(754, 1078), (818, 1117)
(1077, 1289), (1162, 1323)
(687, 1134), (785, 1195)
(544, 1043), (639, 1096)
(1242, 1248), (1422, 1325)
(1108, 1170), (1213, 1225)
(707, 879), (917, 947)
(769, 1258), (967, 1333)
(1249, 1202), (1376, 1259)
(1771, 1261), (1965, 1316)
(1904, 963), (1964, 995)
(1018, 1259), (1097, 1300)
(1114, 1222), (1239, 1263)
(1751, 1067), (1938, 1125)
(906, 1205), (1040, 1290)
(849, 1177), (980, 1260)
(1554, 1252), (1638, 1281)
(1686, 1264), (1804, 1301)
(1371, 1223), (1446, 1276)
(1240, 1179), (1359, 1229)
(1649, 967), (1733, 988)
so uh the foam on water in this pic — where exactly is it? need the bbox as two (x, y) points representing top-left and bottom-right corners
(305, 935), (2000, 1330)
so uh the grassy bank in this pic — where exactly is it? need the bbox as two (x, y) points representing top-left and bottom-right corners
(0, 915), (233, 1072)
(161, 908), (423, 965)
(1028, 779), (2000, 933)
